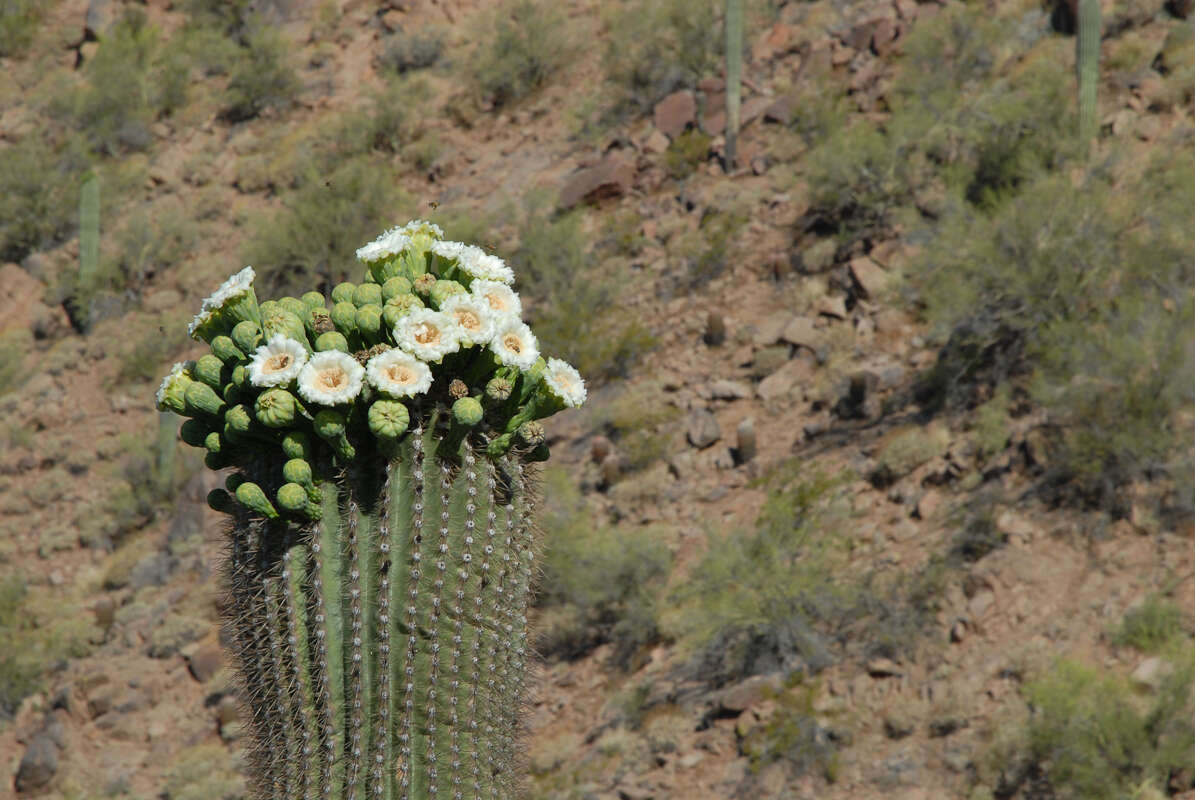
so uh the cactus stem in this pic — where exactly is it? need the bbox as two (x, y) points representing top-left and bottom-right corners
(345, 498), (366, 799)
(422, 457), (455, 796)
(282, 544), (317, 800)
(371, 463), (393, 800)
(264, 567), (298, 798)
(446, 447), (478, 798)
(398, 426), (427, 799)
(309, 491), (345, 798)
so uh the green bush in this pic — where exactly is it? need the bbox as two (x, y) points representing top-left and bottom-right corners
(115, 311), (191, 385)
(662, 129), (711, 180)
(1016, 656), (1195, 799)
(535, 469), (671, 666)
(0, 136), (89, 262)
(468, 0), (572, 107)
(667, 468), (854, 682)
(1111, 595), (1184, 653)
(178, 0), (252, 34)
(0, 0), (39, 57)
(223, 26), (298, 121)
(740, 674), (841, 783)
(512, 194), (655, 383)
(163, 743), (245, 800)
(379, 28), (444, 74)
(584, 382), (680, 472)
(0, 330), (32, 397)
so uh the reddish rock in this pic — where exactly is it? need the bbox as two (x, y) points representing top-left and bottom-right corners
(653, 90), (696, 139)
(558, 154), (634, 209)
(757, 356), (815, 402)
(849, 256), (889, 299)
(781, 316), (822, 351)
(186, 641), (224, 683)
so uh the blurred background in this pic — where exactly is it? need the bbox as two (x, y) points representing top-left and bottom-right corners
(4, 0), (1195, 797)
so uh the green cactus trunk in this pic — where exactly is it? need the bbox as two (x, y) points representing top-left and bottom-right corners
(724, 0), (743, 169)
(224, 422), (536, 800)
(1076, 0), (1100, 149)
(78, 171), (100, 327)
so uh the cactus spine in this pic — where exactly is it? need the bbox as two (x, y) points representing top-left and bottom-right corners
(1076, 0), (1100, 149)
(78, 171), (100, 327)
(159, 221), (587, 799)
(725, 0), (743, 169)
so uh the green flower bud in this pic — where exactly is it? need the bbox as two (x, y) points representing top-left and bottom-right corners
(207, 488), (237, 514)
(262, 308), (310, 348)
(301, 291), (326, 310)
(485, 376), (513, 402)
(231, 320), (262, 355)
(355, 304), (384, 344)
(255, 388), (299, 428)
(412, 272), (436, 296)
(204, 430), (223, 453)
(258, 300), (280, 317)
(368, 399), (410, 440)
(225, 403), (253, 434)
(179, 418), (211, 448)
(527, 442), (550, 462)
(156, 363), (194, 414)
(486, 431), (514, 457)
(331, 282), (357, 304)
(381, 276), (413, 301)
(315, 331), (351, 353)
(222, 382), (243, 407)
(231, 364), (248, 389)
(211, 336), (245, 365)
(236, 481), (279, 520)
(452, 396), (484, 427)
(282, 457), (314, 487)
(281, 431), (313, 461)
(313, 408), (355, 461)
(185, 381), (226, 417)
(382, 294), (424, 329)
(519, 356), (548, 402)
(330, 301), (358, 335)
(518, 420), (546, 446)
(204, 451), (229, 470)
(276, 482), (310, 514)
(194, 354), (226, 390)
(225, 473), (245, 492)
(430, 279), (467, 308)
(278, 296), (308, 318)
(352, 283), (383, 308)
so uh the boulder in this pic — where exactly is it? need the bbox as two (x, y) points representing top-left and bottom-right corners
(558, 155), (634, 209)
(849, 256), (889, 299)
(653, 90), (697, 139)
(15, 734), (59, 792)
(686, 409), (721, 449)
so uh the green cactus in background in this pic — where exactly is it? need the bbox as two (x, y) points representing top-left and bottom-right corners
(725, 0), (743, 169)
(157, 220), (587, 799)
(78, 171), (100, 326)
(1077, 0), (1100, 149)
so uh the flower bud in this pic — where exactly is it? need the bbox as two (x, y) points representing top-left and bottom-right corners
(231, 320), (263, 355)
(179, 418), (211, 448)
(412, 272), (437, 296)
(331, 282), (357, 304)
(235, 481), (279, 519)
(429, 279), (466, 308)
(301, 291), (326, 310)
(452, 396), (484, 427)
(204, 430), (223, 454)
(368, 399), (410, 440)
(278, 297), (308, 318)
(518, 420), (545, 446)
(315, 331), (351, 353)
(355, 304), (384, 344)
(352, 283), (383, 308)
(225, 403), (253, 434)
(330, 302), (358, 335)
(210, 336), (245, 365)
(207, 488), (237, 514)
(485, 376), (512, 402)
(382, 294), (424, 329)
(281, 431), (313, 461)
(262, 308), (309, 349)
(313, 408), (355, 461)
(282, 457), (314, 487)
(381, 276), (413, 301)
(255, 388), (299, 428)
(185, 382), (226, 417)
(276, 482), (310, 515)
(194, 354), (226, 390)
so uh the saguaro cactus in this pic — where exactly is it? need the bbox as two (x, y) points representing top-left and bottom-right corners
(78, 171), (100, 326)
(157, 220), (586, 799)
(1076, 0), (1100, 148)
(725, 0), (743, 169)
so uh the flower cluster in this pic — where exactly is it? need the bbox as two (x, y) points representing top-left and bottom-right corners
(157, 221), (586, 522)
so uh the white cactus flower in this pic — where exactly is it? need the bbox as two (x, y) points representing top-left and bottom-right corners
(469, 279), (522, 318)
(544, 357), (587, 408)
(366, 349), (434, 398)
(490, 317), (539, 371)
(430, 241), (515, 284)
(439, 294), (496, 347)
(355, 227), (412, 264)
(297, 350), (365, 405)
(393, 308), (461, 363)
(247, 334), (309, 388)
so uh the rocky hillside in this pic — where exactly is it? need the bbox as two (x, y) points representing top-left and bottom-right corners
(4, 0), (1195, 799)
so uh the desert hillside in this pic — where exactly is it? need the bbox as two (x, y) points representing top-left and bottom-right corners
(4, 0), (1195, 798)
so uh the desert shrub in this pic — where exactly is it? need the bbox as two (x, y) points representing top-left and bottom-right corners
(662, 129), (711, 179)
(163, 743), (245, 800)
(603, 0), (721, 114)
(178, 0), (252, 34)
(1111, 595), (1184, 653)
(379, 27), (444, 74)
(511, 195), (655, 383)
(0, 136), (89, 262)
(1015, 655), (1195, 800)
(468, 0), (572, 107)
(114, 311), (191, 385)
(223, 25), (298, 121)
(0, 330), (32, 397)
(972, 384), (1012, 463)
(535, 469), (671, 666)
(244, 156), (408, 295)
(584, 382), (680, 472)
(0, 577), (98, 718)
(739, 674), (841, 783)
(668, 468), (854, 683)
(0, 0), (39, 57)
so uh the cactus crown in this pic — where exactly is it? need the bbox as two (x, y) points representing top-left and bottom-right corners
(156, 221), (586, 800)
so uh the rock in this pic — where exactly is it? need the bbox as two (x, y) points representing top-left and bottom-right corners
(995, 509), (1038, 542)
(558, 154), (634, 209)
(380, 9), (403, 31)
(735, 418), (756, 464)
(799, 240), (837, 273)
(686, 409), (721, 449)
(780, 316), (821, 351)
(714, 674), (783, 713)
(85, 0), (115, 39)
(599, 454), (622, 489)
(751, 311), (793, 347)
(757, 356), (815, 402)
(913, 489), (942, 520)
(667, 450), (696, 480)
(883, 710), (915, 739)
(185, 641), (224, 683)
(763, 92), (798, 125)
(678, 751), (704, 768)
(653, 90), (697, 139)
(1131, 656), (1173, 692)
(749, 344), (791, 379)
(815, 295), (848, 319)
(703, 311), (726, 346)
(968, 589), (995, 619)
(703, 380), (751, 400)
(16, 734), (59, 792)
(641, 128), (670, 154)
(591, 436), (613, 463)
(849, 256), (888, 299)
(867, 658), (902, 678)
